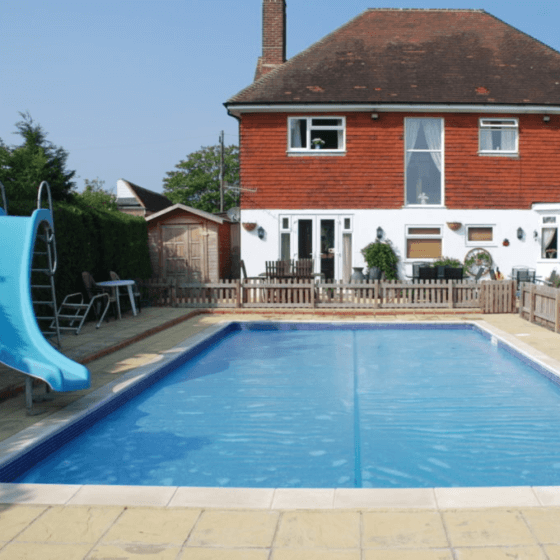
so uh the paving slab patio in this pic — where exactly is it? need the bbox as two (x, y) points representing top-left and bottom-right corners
(1, 307), (560, 558)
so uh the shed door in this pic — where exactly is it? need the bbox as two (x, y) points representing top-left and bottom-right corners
(162, 225), (206, 281)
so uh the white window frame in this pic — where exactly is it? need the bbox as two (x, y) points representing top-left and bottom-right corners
(405, 225), (443, 261)
(479, 118), (518, 155)
(404, 117), (445, 207)
(288, 116), (346, 154)
(465, 224), (495, 247)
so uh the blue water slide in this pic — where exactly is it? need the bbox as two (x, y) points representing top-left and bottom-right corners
(0, 205), (90, 391)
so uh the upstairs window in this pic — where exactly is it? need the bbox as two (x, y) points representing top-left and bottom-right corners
(405, 118), (443, 206)
(288, 117), (345, 152)
(479, 119), (518, 155)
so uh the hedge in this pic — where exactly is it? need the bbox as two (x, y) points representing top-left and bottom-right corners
(8, 200), (151, 304)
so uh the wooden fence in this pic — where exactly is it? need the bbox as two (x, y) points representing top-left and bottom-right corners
(139, 277), (517, 313)
(519, 282), (560, 332)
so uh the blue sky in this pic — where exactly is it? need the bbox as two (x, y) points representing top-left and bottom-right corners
(1, 0), (559, 195)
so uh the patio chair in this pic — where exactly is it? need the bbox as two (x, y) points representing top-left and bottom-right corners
(293, 259), (314, 278)
(110, 271), (142, 313)
(489, 268), (496, 280)
(52, 285), (112, 335)
(82, 271), (118, 321)
(241, 259), (267, 303)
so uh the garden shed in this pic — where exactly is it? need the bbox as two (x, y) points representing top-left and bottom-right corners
(146, 204), (239, 282)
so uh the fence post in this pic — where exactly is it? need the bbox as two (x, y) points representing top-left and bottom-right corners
(374, 280), (379, 309)
(235, 279), (241, 308)
(529, 283), (536, 323)
(556, 289), (560, 333)
(448, 280), (454, 309)
(310, 279), (315, 308)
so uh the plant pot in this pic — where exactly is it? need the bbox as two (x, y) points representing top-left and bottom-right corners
(368, 266), (382, 280)
(242, 222), (257, 231)
(447, 222), (462, 231)
(351, 267), (365, 282)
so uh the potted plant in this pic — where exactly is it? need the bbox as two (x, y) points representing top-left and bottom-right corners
(431, 256), (465, 280)
(361, 240), (399, 280)
(311, 138), (325, 149)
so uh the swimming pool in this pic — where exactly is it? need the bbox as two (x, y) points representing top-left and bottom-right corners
(2, 322), (560, 489)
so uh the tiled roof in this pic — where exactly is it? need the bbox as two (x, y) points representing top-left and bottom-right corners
(118, 180), (173, 213)
(226, 9), (560, 106)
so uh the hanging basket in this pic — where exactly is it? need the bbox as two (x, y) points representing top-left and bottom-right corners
(447, 222), (462, 231)
(242, 222), (257, 232)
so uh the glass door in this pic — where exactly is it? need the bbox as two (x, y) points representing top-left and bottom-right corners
(285, 215), (353, 281)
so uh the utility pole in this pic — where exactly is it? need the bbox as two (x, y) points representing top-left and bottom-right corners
(219, 130), (224, 213)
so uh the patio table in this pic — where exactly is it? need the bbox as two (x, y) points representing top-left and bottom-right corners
(96, 280), (138, 319)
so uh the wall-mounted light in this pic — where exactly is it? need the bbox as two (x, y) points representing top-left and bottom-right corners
(376, 226), (384, 240)
(257, 226), (265, 240)
(517, 227), (524, 240)
(534, 230), (538, 241)
(543, 115), (551, 123)
(371, 113), (379, 120)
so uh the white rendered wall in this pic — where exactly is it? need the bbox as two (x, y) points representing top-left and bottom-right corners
(240, 207), (560, 280)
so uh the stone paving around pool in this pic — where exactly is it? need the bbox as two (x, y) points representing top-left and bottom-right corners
(2, 308), (560, 559)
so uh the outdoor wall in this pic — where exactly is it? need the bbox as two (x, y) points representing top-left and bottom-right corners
(239, 112), (560, 210)
(239, 207), (557, 280)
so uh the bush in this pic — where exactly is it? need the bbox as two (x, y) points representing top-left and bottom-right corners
(8, 200), (151, 303)
(361, 240), (399, 280)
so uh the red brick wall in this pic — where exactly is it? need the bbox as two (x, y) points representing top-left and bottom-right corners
(239, 112), (560, 210)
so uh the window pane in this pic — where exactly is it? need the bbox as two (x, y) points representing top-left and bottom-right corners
(408, 227), (441, 236)
(342, 233), (352, 283)
(280, 233), (291, 261)
(468, 227), (493, 242)
(407, 239), (442, 259)
(542, 227), (558, 259)
(543, 217), (556, 224)
(344, 218), (351, 230)
(290, 119), (306, 148)
(312, 118), (342, 127)
(312, 129), (339, 149)
(282, 217), (289, 229)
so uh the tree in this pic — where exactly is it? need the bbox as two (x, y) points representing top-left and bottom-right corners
(74, 178), (118, 212)
(0, 112), (76, 204)
(163, 144), (239, 213)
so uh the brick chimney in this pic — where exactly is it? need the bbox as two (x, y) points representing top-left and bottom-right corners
(254, 0), (286, 81)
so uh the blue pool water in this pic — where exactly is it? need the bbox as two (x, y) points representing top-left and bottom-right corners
(7, 323), (560, 488)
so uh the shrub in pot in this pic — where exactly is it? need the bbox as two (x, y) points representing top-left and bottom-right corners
(361, 240), (399, 280)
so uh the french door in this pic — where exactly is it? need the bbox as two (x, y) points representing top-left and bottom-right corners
(280, 215), (353, 281)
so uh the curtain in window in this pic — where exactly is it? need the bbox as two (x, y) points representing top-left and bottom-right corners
(542, 227), (557, 258)
(290, 119), (303, 148)
(501, 129), (516, 151)
(480, 130), (492, 151)
(423, 119), (442, 171)
(405, 119), (421, 166)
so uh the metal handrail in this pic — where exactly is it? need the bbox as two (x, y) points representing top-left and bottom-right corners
(36, 181), (57, 273)
(0, 181), (7, 215)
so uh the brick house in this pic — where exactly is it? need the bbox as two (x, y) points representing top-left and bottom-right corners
(225, 1), (560, 281)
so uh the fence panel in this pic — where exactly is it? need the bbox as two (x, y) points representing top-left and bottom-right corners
(479, 280), (516, 314)
(519, 283), (560, 331)
(243, 278), (314, 308)
(139, 277), (521, 312)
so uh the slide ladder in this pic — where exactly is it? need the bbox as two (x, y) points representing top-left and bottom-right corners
(0, 181), (90, 413)
(30, 183), (61, 347)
